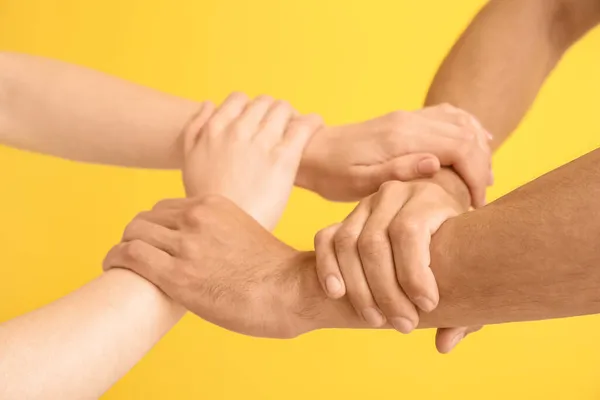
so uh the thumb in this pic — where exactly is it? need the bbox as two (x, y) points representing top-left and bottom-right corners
(365, 154), (441, 184)
(435, 325), (483, 354)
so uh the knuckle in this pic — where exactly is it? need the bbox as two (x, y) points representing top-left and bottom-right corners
(377, 180), (405, 197)
(304, 113), (324, 127)
(205, 119), (224, 135)
(182, 204), (206, 227)
(275, 99), (291, 111)
(152, 199), (174, 210)
(122, 240), (147, 262)
(122, 219), (143, 239)
(333, 228), (359, 250)
(357, 231), (388, 256)
(314, 226), (336, 248)
(255, 94), (273, 103)
(231, 91), (249, 102)
(389, 217), (422, 239)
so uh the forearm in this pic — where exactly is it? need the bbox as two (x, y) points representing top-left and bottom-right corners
(293, 147), (600, 331)
(0, 269), (185, 399)
(426, 0), (600, 150)
(0, 52), (205, 168)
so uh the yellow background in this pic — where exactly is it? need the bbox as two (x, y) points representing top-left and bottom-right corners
(1, 0), (600, 399)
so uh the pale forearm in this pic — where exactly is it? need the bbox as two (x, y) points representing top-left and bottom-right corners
(0, 52), (204, 168)
(0, 269), (184, 399)
(294, 148), (600, 331)
(426, 0), (600, 150)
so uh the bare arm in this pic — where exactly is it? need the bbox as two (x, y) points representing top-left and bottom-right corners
(295, 147), (600, 331)
(0, 269), (184, 399)
(0, 52), (203, 168)
(426, 0), (600, 150)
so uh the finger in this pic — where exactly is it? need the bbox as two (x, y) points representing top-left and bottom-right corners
(183, 101), (216, 153)
(279, 114), (323, 162)
(314, 224), (346, 299)
(122, 218), (180, 255)
(388, 198), (455, 313)
(210, 92), (249, 131)
(152, 198), (196, 211)
(407, 123), (490, 208)
(235, 95), (274, 131)
(102, 240), (175, 288)
(354, 153), (441, 195)
(334, 200), (386, 328)
(357, 183), (419, 333)
(257, 100), (294, 145)
(417, 105), (493, 206)
(452, 144), (490, 208)
(435, 325), (484, 354)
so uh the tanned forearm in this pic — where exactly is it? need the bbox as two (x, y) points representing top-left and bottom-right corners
(292, 147), (600, 332)
(0, 52), (204, 168)
(426, 0), (600, 150)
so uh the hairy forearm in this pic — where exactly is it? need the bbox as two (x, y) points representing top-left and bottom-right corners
(0, 52), (204, 168)
(293, 147), (600, 332)
(426, 0), (600, 150)
(0, 269), (184, 399)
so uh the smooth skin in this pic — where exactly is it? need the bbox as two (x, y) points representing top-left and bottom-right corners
(0, 52), (491, 203)
(0, 94), (318, 399)
(314, 0), (600, 352)
(105, 146), (600, 346)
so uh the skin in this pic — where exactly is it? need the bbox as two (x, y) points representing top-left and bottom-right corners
(0, 94), (317, 399)
(424, 0), (600, 348)
(0, 52), (493, 396)
(105, 146), (600, 344)
(321, 0), (600, 351)
(0, 52), (491, 203)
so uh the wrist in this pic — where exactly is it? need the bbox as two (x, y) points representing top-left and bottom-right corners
(296, 126), (331, 194)
(422, 168), (472, 211)
(285, 251), (369, 335)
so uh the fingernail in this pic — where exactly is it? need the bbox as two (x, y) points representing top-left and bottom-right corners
(325, 275), (342, 296)
(418, 158), (439, 175)
(362, 307), (385, 327)
(414, 296), (437, 313)
(486, 131), (493, 140)
(449, 333), (465, 351)
(389, 317), (415, 334)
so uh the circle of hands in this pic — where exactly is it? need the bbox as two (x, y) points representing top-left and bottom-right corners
(103, 93), (493, 354)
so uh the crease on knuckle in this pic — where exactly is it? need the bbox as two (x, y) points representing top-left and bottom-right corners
(333, 229), (359, 250)
(357, 231), (388, 258)
(122, 240), (147, 262)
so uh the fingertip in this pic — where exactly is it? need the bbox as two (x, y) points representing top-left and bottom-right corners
(413, 296), (438, 313)
(325, 275), (345, 299)
(390, 317), (415, 334)
(417, 157), (441, 176)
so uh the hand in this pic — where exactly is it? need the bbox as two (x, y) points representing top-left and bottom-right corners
(314, 180), (481, 351)
(103, 196), (307, 338)
(299, 104), (493, 205)
(182, 92), (322, 230)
